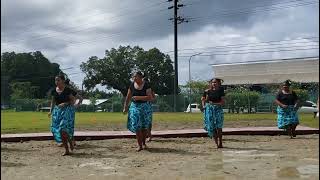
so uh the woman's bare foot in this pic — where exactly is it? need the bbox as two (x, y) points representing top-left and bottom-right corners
(289, 129), (293, 139)
(292, 130), (296, 137)
(218, 144), (223, 148)
(57, 143), (63, 147)
(62, 151), (70, 156)
(136, 146), (143, 152)
(69, 142), (74, 152)
(143, 144), (148, 149)
(146, 137), (152, 142)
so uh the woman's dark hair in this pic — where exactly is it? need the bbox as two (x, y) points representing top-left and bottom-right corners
(143, 78), (150, 83)
(56, 73), (70, 85)
(282, 79), (292, 87)
(134, 71), (144, 78)
(210, 78), (223, 85)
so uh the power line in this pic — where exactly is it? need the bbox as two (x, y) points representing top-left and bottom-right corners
(174, 43), (319, 56)
(189, 0), (318, 23)
(3, 1), (169, 43)
(178, 47), (319, 57)
(3, 0), (317, 50)
(208, 56), (319, 66)
(3, 10), (170, 46)
(165, 37), (319, 53)
(176, 44), (319, 56)
(4, 20), (172, 50)
(4, 0), (169, 37)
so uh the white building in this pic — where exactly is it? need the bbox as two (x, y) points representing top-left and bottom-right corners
(211, 57), (319, 85)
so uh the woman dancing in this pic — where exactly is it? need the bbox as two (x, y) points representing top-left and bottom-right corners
(123, 72), (153, 151)
(201, 78), (225, 148)
(274, 80), (299, 138)
(48, 74), (76, 155)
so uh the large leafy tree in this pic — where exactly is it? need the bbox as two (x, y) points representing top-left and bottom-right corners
(1, 51), (63, 102)
(80, 46), (175, 96)
(180, 80), (208, 95)
(10, 82), (39, 101)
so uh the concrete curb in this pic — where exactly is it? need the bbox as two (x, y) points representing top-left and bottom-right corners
(1, 126), (318, 142)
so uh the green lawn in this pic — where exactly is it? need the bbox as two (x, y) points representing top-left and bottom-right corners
(1, 111), (318, 134)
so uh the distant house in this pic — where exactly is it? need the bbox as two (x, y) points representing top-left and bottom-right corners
(211, 57), (319, 85)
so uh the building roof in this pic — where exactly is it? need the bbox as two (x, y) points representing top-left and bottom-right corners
(211, 57), (319, 85)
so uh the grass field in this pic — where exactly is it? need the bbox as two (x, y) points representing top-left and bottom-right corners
(1, 111), (318, 134)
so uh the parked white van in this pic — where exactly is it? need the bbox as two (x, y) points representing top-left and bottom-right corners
(184, 103), (201, 113)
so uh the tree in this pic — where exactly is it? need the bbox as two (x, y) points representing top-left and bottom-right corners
(136, 48), (175, 95)
(181, 81), (208, 94)
(81, 89), (113, 99)
(80, 46), (175, 96)
(1, 51), (64, 100)
(10, 82), (39, 101)
(225, 88), (261, 114)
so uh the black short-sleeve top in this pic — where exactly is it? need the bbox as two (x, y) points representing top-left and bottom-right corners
(50, 87), (76, 105)
(202, 87), (225, 103)
(130, 82), (151, 103)
(276, 90), (298, 105)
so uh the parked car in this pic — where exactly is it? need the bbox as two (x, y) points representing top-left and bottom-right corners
(185, 103), (229, 113)
(298, 101), (318, 113)
(1, 104), (9, 110)
(298, 101), (318, 118)
(184, 103), (201, 113)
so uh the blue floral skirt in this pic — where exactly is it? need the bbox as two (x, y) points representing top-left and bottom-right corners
(277, 105), (299, 129)
(203, 103), (224, 138)
(127, 102), (152, 133)
(51, 105), (74, 143)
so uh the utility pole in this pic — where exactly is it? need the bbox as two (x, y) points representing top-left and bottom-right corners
(173, 0), (178, 112)
(168, 0), (188, 112)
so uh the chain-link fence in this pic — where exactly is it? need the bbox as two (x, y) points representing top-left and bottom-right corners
(3, 92), (317, 113)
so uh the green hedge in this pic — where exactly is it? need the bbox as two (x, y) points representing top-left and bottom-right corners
(225, 90), (261, 114)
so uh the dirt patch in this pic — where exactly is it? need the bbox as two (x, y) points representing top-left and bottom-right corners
(76, 119), (277, 132)
(1, 135), (319, 180)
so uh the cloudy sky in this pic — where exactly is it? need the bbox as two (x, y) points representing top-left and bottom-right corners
(1, 0), (319, 90)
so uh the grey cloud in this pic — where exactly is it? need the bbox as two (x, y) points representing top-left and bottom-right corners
(1, 0), (319, 87)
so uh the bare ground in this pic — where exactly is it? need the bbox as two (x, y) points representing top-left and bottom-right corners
(1, 134), (319, 180)
(76, 119), (278, 131)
